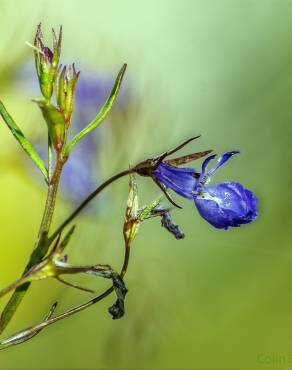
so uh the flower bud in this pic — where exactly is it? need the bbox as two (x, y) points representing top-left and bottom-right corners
(33, 25), (80, 153)
(34, 23), (62, 100)
(56, 64), (80, 125)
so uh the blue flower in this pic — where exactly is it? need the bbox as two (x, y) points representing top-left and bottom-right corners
(153, 151), (258, 230)
(194, 182), (257, 229)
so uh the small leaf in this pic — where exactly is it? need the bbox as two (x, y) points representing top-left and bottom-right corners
(138, 196), (163, 222)
(65, 63), (127, 155)
(0, 275), (31, 299)
(54, 225), (76, 257)
(56, 277), (94, 293)
(0, 100), (48, 181)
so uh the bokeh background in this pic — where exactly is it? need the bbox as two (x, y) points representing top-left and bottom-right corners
(0, 0), (292, 369)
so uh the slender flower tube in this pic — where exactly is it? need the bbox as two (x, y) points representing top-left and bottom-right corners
(152, 151), (258, 229)
(153, 162), (200, 200)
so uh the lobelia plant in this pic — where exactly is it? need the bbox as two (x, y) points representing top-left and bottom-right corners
(0, 24), (258, 350)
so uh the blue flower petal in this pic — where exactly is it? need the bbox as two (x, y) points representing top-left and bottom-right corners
(207, 151), (240, 177)
(194, 182), (258, 229)
(201, 154), (217, 175)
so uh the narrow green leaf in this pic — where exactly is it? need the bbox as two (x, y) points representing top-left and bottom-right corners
(65, 63), (127, 155)
(0, 100), (48, 181)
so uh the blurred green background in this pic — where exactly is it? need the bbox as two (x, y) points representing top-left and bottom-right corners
(1, 0), (292, 369)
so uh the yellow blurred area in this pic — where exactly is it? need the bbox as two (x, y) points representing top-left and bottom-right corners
(1, 0), (292, 369)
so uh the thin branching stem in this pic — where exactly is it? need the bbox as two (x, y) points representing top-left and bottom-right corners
(0, 166), (133, 340)
(0, 235), (132, 350)
(49, 168), (134, 243)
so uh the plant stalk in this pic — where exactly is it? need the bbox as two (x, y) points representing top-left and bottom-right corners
(0, 166), (132, 342)
(49, 168), (134, 243)
(0, 156), (65, 334)
(0, 236), (132, 350)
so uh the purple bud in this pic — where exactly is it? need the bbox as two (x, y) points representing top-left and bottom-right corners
(43, 47), (53, 64)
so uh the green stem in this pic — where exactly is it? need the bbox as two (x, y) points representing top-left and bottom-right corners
(0, 237), (132, 350)
(0, 156), (65, 334)
(0, 166), (132, 345)
(49, 168), (134, 243)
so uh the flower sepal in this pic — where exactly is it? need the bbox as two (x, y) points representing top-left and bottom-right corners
(33, 99), (66, 153)
(134, 136), (211, 177)
(133, 136), (212, 208)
